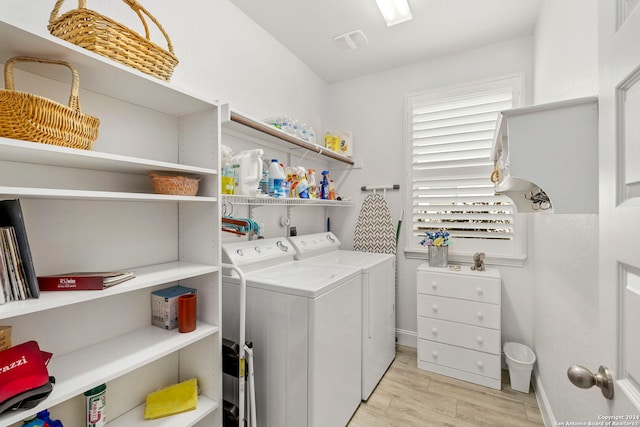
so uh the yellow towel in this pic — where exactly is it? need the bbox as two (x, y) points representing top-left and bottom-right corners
(143, 377), (198, 420)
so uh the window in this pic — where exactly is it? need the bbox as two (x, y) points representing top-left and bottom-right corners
(404, 75), (525, 261)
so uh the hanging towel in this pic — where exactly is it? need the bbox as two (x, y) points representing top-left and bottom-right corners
(354, 193), (396, 255)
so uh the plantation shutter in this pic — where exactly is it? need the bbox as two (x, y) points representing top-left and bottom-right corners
(409, 86), (516, 246)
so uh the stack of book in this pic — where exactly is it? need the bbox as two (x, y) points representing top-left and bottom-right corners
(0, 200), (39, 304)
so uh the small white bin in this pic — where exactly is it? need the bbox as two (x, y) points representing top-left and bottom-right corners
(504, 342), (536, 393)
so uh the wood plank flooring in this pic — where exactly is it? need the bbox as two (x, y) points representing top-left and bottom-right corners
(347, 345), (544, 427)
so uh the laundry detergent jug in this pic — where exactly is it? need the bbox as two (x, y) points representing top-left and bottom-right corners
(231, 149), (264, 196)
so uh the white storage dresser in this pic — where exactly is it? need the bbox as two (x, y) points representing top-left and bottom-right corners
(416, 264), (502, 389)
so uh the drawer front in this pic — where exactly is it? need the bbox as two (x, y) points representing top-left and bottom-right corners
(417, 271), (500, 304)
(418, 339), (501, 379)
(417, 294), (500, 329)
(418, 317), (501, 354)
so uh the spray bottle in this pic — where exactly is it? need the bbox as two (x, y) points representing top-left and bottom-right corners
(320, 171), (330, 200)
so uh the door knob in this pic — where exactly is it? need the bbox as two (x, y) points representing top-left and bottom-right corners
(567, 365), (614, 400)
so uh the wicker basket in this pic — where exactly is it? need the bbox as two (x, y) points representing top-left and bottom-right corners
(48, 0), (179, 81)
(149, 173), (200, 196)
(0, 56), (100, 150)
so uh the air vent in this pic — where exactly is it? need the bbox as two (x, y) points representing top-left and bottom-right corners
(333, 30), (368, 51)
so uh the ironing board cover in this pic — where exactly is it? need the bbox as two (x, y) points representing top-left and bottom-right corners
(353, 193), (396, 255)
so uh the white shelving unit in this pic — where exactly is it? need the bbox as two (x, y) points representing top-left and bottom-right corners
(0, 19), (221, 427)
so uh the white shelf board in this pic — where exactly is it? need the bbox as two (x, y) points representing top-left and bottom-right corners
(0, 186), (217, 202)
(0, 138), (217, 176)
(223, 194), (353, 207)
(0, 323), (219, 426)
(110, 396), (219, 427)
(0, 20), (217, 116)
(0, 262), (219, 320)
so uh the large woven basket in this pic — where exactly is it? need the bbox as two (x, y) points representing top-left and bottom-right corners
(48, 0), (179, 81)
(0, 56), (100, 150)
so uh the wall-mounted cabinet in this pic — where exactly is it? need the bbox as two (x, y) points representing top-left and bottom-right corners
(0, 19), (221, 427)
(491, 97), (598, 213)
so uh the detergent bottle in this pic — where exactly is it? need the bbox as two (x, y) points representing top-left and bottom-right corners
(231, 149), (264, 196)
(268, 159), (286, 198)
(320, 171), (330, 200)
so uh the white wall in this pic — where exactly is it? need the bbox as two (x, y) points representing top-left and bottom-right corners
(326, 37), (536, 348)
(0, 0), (329, 134)
(530, 0), (599, 424)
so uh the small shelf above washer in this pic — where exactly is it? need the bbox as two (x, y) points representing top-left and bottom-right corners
(221, 106), (355, 165)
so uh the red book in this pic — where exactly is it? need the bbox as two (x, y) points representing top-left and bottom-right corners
(37, 271), (135, 291)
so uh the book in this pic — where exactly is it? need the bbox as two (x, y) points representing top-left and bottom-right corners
(37, 271), (135, 291)
(0, 200), (39, 298)
(1, 227), (22, 301)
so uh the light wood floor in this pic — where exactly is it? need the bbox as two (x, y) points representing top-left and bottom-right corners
(347, 345), (544, 427)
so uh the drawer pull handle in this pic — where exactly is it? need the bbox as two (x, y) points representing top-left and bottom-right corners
(431, 328), (438, 335)
(431, 282), (438, 289)
(476, 287), (483, 295)
(477, 361), (484, 369)
(476, 336), (483, 344)
(432, 351), (438, 358)
(432, 305), (439, 312)
(476, 311), (484, 319)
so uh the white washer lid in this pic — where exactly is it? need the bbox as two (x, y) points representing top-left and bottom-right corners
(243, 261), (360, 298)
(300, 250), (395, 272)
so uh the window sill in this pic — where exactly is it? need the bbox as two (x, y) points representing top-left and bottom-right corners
(403, 249), (527, 268)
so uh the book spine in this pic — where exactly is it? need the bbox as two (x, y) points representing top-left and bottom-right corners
(37, 276), (106, 291)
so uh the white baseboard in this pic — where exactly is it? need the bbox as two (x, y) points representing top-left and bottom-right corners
(396, 328), (417, 348)
(532, 366), (556, 427)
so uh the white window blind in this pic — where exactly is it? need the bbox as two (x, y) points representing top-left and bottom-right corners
(406, 75), (524, 257)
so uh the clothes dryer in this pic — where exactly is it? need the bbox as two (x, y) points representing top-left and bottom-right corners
(288, 232), (396, 400)
(222, 237), (362, 427)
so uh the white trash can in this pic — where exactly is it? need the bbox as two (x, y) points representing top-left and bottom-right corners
(504, 342), (536, 393)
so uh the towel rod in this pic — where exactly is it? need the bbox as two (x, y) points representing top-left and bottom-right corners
(361, 184), (400, 191)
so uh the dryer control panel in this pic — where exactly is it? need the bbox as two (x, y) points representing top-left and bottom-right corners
(288, 232), (341, 259)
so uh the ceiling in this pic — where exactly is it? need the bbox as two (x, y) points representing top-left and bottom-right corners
(229, 0), (543, 83)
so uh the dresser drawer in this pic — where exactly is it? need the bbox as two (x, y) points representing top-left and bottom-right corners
(417, 270), (501, 304)
(417, 294), (500, 329)
(418, 339), (501, 379)
(418, 317), (501, 354)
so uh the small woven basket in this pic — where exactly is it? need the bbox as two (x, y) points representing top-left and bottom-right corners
(48, 0), (179, 81)
(0, 56), (100, 150)
(149, 174), (201, 196)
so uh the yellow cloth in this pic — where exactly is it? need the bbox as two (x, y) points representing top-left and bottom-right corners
(143, 377), (198, 420)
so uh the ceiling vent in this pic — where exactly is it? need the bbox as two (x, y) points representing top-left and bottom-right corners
(333, 30), (368, 51)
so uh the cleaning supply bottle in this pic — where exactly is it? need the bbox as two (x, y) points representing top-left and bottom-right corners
(307, 169), (317, 199)
(268, 159), (286, 198)
(297, 166), (309, 198)
(230, 149), (264, 196)
(259, 170), (269, 195)
(328, 180), (336, 200)
(320, 171), (330, 200)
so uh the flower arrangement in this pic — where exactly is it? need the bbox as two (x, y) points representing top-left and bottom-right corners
(420, 229), (450, 247)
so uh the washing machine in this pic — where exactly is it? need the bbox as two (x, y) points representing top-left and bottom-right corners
(221, 237), (362, 427)
(288, 232), (396, 400)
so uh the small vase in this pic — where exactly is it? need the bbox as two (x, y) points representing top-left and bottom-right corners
(428, 245), (448, 268)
